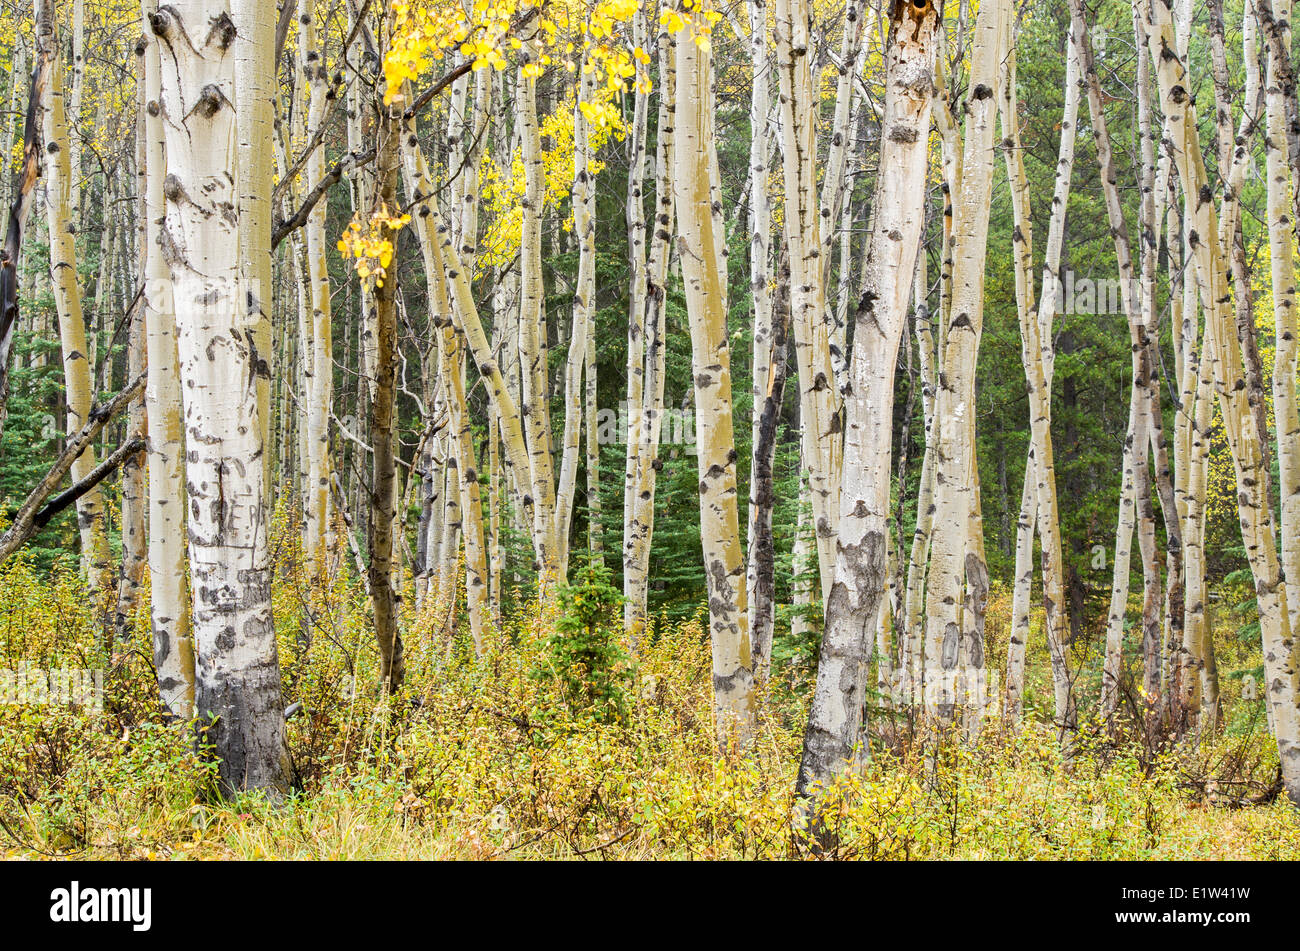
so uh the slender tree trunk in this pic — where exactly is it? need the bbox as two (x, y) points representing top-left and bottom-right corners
(1, 43), (25, 220)
(298, 3), (334, 585)
(517, 31), (558, 593)
(623, 1), (652, 608)
(748, 248), (791, 680)
(0, 36), (45, 441)
(1140, 0), (1300, 802)
(138, 3), (194, 718)
(1259, 0), (1300, 637)
(1138, 9), (1190, 727)
(38, 0), (111, 594)
(819, 0), (867, 379)
(623, 26), (676, 647)
(401, 110), (491, 651)
(367, 73), (403, 693)
(1071, 0), (1171, 735)
(67, 0), (84, 219)
(798, 0), (938, 804)
(902, 254), (936, 691)
(424, 181), (546, 588)
(745, 0), (780, 677)
(116, 47), (150, 635)
(554, 62), (596, 577)
(1000, 28), (1080, 725)
(672, 17), (754, 749)
(232, 0), (275, 495)
(774, 0), (843, 605)
(439, 327), (489, 649)
(922, 0), (1008, 729)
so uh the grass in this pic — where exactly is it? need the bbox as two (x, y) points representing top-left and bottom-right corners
(1, 528), (1296, 861)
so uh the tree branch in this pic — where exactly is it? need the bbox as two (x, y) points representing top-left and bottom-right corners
(0, 374), (145, 565)
(33, 437), (145, 531)
(401, 7), (539, 121)
(272, 148), (376, 249)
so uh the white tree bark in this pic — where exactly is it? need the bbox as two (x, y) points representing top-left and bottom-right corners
(139, 0), (195, 718)
(922, 0), (1008, 728)
(1260, 0), (1300, 637)
(298, 2), (334, 583)
(623, 25), (676, 647)
(1001, 29), (1080, 725)
(1139, 0), (1300, 802)
(38, 0), (111, 594)
(673, 20), (754, 748)
(517, 32), (559, 593)
(745, 0), (779, 677)
(149, 0), (289, 794)
(774, 0), (843, 605)
(798, 0), (938, 805)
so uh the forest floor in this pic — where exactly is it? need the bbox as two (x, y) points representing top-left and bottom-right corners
(2, 552), (1297, 861)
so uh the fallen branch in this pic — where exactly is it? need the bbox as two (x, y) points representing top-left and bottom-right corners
(32, 437), (145, 532)
(0, 374), (145, 565)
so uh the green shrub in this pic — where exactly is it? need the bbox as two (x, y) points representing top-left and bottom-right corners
(531, 555), (629, 724)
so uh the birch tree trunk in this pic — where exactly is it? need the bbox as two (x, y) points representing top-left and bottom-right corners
(518, 32), (559, 593)
(438, 327), (488, 650)
(149, 0), (288, 793)
(1001, 30), (1080, 725)
(116, 48), (150, 635)
(623, 26), (676, 647)
(902, 254), (936, 693)
(818, 0), (866, 372)
(798, 0), (937, 804)
(748, 248), (791, 680)
(922, 0), (1008, 729)
(402, 113), (490, 652)
(1260, 0), (1300, 637)
(744, 0), (782, 677)
(422, 173), (547, 589)
(774, 0), (843, 605)
(1136, 12), (1186, 730)
(1140, 0), (1300, 802)
(232, 0), (275, 494)
(0, 36), (45, 443)
(0, 43), (25, 221)
(672, 18), (754, 749)
(1101, 394), (1143, 722)
(298, 2), (334, 585)
(580, 46), (601, 558)
(67, 0), (85, 225)
(138, 2), (194, 718)
(1070, 0), (1168, 733)
(623, 1), (651, 605)
(555, 61), (597, 578)
(38, 0), (111, 594)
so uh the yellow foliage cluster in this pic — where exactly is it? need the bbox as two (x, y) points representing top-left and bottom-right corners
(372, 0), (645, 273)
(386, 0), (647, 101)
(337, 204), (413, 288)
(385, 0), (524, 104)
(478, 83), (626, 269)
(660, 0), (722, 49)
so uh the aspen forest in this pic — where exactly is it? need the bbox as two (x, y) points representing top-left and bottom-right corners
(5, 0), (1300, 865)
